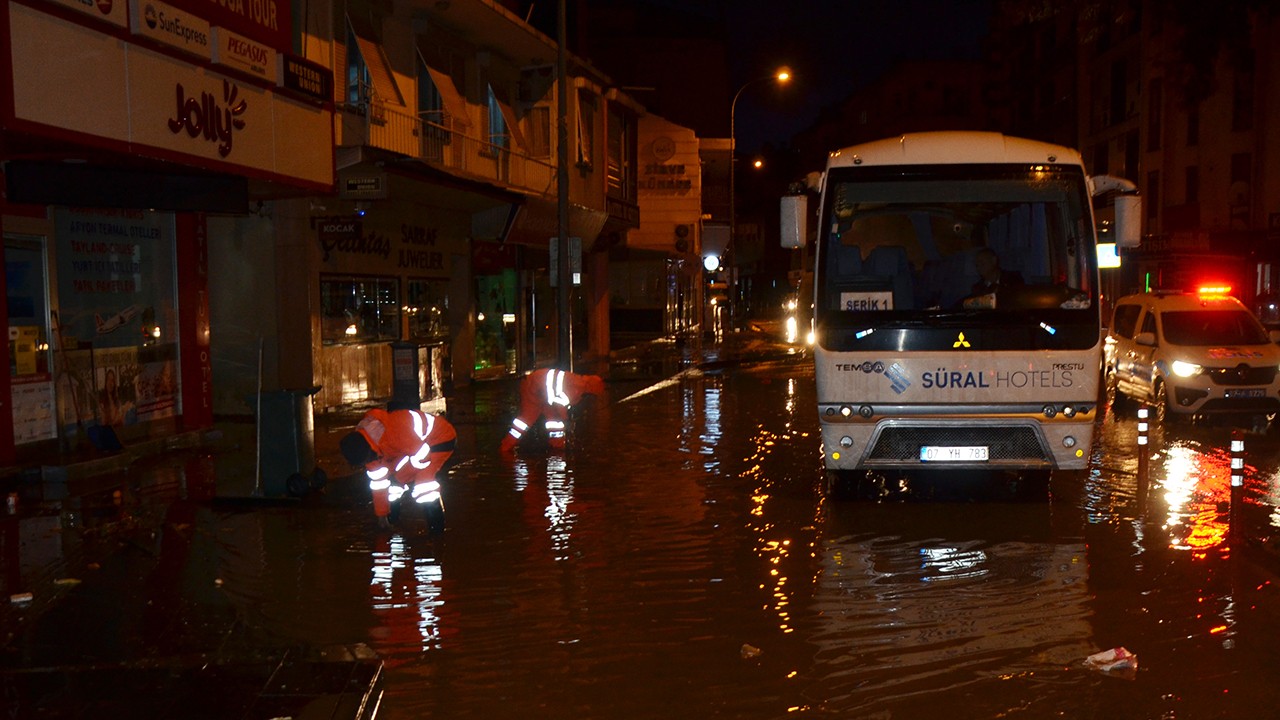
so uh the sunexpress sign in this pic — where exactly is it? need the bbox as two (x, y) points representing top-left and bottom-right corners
(129, 0), (212, 61)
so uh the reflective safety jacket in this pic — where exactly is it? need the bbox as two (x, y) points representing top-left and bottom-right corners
(501, 368), (604, 451)
(355, 408), (457, 517)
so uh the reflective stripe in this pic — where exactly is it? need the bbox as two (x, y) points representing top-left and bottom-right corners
(367, 466), (389, 480)
(409, 442), (432, 470)
(546, 369), (570, 407)
(513, 418), (529, 431)
(413, 480), (441, 504)
(396, 456), (410, 472)
(411, 480), (440, 498)
(387, 485), (405, 502)
(369, 479), (392, 491)
(546, 418), (565, 439)
(509, 428), (523, 439)
(410, 410), (435, 441)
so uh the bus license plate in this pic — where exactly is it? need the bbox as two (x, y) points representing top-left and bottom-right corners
(1226, 388), (1266, 399)
(920, 445), (989, 462)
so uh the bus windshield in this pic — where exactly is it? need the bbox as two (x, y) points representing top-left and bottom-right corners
(818, 166), (1094, 324)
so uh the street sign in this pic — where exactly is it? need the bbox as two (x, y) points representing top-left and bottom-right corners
(550, 237), (582, 287)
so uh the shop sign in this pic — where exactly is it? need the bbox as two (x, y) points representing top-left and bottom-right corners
(38, 0), (128, 27)
(340, 175), (387, 199)
(11, 5), (334, 188)
(129, 0), (213, 61)
(166, 78), (249, 159)
(279, 54), (332, 103)
(316, 217), (390, 262)
(212, 26), (276, 82)
(170, 0), (290, 53)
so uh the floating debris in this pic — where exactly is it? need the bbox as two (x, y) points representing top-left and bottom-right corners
(1085, 646), (1138, 673)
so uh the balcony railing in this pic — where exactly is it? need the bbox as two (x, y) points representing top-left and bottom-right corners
(343, 100), (557, 196)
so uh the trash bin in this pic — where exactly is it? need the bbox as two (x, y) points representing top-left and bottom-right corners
(390, 341), (421, 410)
(251, 386), (322, 497)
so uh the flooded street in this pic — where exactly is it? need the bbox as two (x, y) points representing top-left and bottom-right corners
(9, 350), (1280, 718)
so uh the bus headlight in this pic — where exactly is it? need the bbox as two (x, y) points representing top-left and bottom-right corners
(1171, 360), (1202, 377)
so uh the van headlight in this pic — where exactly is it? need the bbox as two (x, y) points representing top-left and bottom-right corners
(1171, 360), (1202, 377)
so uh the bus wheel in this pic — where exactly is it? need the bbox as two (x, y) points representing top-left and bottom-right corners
(824, 470), (861, 500)
(825, 470), (880, 500)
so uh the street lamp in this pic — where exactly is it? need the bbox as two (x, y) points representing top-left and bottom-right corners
(728, 67), (790, 330)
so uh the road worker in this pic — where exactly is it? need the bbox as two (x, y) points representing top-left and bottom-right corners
(340, 407), (457, 532)
(499, 367), (605, 455)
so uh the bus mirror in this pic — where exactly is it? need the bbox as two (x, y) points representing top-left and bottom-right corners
(781, 195), (806, 249)
(1114, 194), (1142, 248)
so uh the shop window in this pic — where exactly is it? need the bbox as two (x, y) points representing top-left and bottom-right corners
(406, 279), (449, 341)
(6, 237), (50, 379)
(321, 275), (400, 344)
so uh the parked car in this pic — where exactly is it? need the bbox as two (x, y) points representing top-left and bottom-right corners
(1104, 288), (1280, 428)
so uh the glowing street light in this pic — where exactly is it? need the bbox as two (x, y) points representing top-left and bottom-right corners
(728, 66), (791, 329)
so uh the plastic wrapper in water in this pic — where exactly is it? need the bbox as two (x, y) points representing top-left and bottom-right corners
(1085, 646), (1138, 672)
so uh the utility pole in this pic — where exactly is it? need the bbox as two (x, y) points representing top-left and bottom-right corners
(555, 0), (572, 368)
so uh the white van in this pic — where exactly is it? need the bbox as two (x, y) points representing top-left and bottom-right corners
(1104, 289), (1280, 426)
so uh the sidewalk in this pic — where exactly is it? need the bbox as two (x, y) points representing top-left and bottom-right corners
(0, 328), (800, 719)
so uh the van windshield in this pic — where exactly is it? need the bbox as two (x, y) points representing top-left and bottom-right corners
(1162, 310), (1271, 346)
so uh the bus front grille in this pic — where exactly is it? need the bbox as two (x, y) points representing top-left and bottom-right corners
(867, 425), (1046, 462)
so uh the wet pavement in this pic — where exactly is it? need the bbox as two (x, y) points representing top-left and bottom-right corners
(5, 327), (1280, 718)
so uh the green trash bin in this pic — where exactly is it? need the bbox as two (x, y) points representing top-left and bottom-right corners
(252, 386), (322, 497)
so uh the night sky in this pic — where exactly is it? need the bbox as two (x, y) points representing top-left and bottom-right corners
(724, 0), (994, 152)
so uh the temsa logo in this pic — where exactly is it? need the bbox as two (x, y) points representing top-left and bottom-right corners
(167, 80), (247, 158)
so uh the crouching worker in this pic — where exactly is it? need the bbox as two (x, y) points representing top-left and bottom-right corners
(340, 408), (457, 533)
(500, 367), (605, 455)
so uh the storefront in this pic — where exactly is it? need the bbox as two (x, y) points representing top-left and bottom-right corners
(310, 181), (470, 410)
(0, 0), (334, 465)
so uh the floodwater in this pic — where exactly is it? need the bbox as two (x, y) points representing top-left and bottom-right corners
(9, 351), (1280, 719)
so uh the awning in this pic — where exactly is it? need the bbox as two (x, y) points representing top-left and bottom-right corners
(489, 83), (528, 151)
(416, 37), (471, 128)
(347, 13), (403, 106)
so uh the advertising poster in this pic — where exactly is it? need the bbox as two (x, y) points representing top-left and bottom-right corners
(54, 209), (179, 430)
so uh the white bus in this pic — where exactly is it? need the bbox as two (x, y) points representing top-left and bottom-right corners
(781, 132), (1141, 493)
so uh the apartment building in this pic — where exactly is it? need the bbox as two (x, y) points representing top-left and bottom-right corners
(0, 0), (648, 468)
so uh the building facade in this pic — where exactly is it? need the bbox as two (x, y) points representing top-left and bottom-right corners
(0, 0), (646, 470)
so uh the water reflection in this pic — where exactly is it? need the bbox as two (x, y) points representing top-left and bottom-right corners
(370, 532), (445, 657)
(1160, 441), (1231, 557)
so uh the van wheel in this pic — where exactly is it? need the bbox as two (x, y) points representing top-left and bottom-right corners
(1154, 380), (1179, 427)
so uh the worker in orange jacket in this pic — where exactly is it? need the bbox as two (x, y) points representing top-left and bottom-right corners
(340, 407), (457, 531)
(500, 367), (605, 455)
